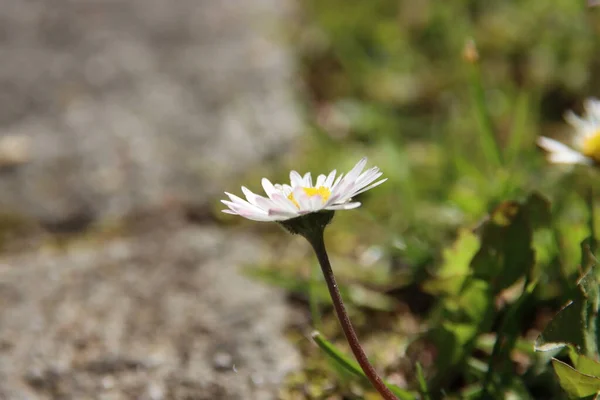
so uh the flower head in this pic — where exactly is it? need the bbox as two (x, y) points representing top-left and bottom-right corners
(538, 98), (600, 165)
(221, 157), (386, 222)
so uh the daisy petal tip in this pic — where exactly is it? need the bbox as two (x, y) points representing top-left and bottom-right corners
(536, 136), (563, 151)
(240, 186), (253, 197)
(260, 177), (271, 188)
(221, 199), (238, 207)
(536, 136), (551, 145)
(342, 202), (362, 210)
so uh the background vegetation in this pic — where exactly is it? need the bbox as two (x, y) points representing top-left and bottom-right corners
(222, 2), (600, 398)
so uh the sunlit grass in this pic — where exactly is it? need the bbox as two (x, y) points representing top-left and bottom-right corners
(220, 1), (600, 398)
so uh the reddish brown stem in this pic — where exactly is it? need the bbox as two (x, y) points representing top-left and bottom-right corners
(307, 233), (398, 400)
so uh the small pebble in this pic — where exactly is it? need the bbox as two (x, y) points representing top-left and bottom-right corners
(212, 351), (233, 370)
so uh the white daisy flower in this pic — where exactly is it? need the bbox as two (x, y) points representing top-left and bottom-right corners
(538, 97), (600, 165)
(221, 157), (387, 222)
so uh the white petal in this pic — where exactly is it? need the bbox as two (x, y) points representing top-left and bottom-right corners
(351, 178), (388, 197)
(537, 137), (591, 165)
(330, 178), (354, 201)
(565, 102), (600, 142)
(224, 191), (247, 203)
(547, 152), (592, 165)
(538, 137), (574, 153)
(221, 201), (273, 221)
(316, 174), (327, 187)
(221, 199), (265, 215)
(292, 186), (311, 211)
(584, 98), (600, 121)
(326, 202), (362, 210)
(261, 178), (278, 198)
(241, 213), (278, 222)
(354, 168), (382, 188)
(330, 164), (386, 204)
(274, 184), (293, 196)
(241, 186), (264, 206)
(331, 173), (344, 189)
(271, 192), (300, 212)
(267, 207), (300, 219)
(565, 112), (598, 143)
(344, 157), (367, 183)
(322, 193), (341, 208)
(352, 171), (383, 191)
(290, 170), (304, 187)
(324, 169), (337, 187)
(239, 213), (276, 222)
(253, 196), (298, 218)
(332, 159), (369, 199)
(309, 194), (324, 211)
(224, 192), (261, 209)
(564, 110), (589, 131)
(281, 184), (293, 196)
(303, 172), (313, 187)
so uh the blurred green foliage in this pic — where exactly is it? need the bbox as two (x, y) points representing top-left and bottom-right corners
(230, 0), (600, 399)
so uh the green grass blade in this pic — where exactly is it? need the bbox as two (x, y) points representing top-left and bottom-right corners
(416, 362), (431, 400)
(465, 40), (503, 169)
(586, 187), (597, 255)
(506, 90), (533, 165)
(311, 331), (416, 400)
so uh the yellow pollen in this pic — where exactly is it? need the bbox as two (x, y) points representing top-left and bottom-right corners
(287, 186), (331, 208)
(583, 132), (600, 163)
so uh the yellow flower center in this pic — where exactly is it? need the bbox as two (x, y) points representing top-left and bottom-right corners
(288, 186), (331, 208)
(582, 132), (600, 162)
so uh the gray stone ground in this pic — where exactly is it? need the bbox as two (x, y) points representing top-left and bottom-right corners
(0, 217), (299, 400)
(0, 0), (302, 399)
(0, 0), (299, 224)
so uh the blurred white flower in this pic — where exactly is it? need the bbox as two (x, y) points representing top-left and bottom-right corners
(538, 98), (600, 165)
(221, 157), (386, 222)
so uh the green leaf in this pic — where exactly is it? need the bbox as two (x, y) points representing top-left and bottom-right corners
(482, 279), (538, 394)
(525, 192), (553, 230)
(535, 299), (586, 353)
(552, 358), (600, 398)
(470, 193), (549, 293)
(535, 239), (600, 358)
(571, 353), (600, 378)
(423, 228), (480, 296)
(430, 278), (494, 381)
(430, 193), (549, 387)
(310, 331), (416, 400)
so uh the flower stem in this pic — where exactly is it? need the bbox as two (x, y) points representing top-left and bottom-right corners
(306, 231), (399, 400)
